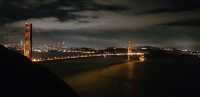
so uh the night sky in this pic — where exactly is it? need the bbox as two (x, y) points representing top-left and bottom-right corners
(0, 0), (200, 49)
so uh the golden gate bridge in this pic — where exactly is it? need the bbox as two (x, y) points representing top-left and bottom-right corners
(23, 23), (145, 62)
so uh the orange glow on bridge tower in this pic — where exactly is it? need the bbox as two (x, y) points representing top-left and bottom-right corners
(128, 40), (134, 54)
(128, 40), (134, 61)
(23, 22), (32, 60)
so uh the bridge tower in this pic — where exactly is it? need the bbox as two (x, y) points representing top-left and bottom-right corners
(23, 22), (32, 60)
(128, 40), (134, 60)
(128, 40), (134, 54)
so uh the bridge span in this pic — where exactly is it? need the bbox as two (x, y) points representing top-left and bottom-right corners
(32, 52), (145, 62)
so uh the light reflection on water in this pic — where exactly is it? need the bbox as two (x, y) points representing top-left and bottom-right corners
(127, 61), (135, 97)
(65, 60), (138, 97)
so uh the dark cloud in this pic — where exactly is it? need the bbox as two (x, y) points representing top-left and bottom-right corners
(0, 0), (128, 24)
(164, 19), (200, 26)
(1, 0), (200, 24)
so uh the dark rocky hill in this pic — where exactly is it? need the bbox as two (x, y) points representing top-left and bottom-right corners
(0, 45), (79, 97)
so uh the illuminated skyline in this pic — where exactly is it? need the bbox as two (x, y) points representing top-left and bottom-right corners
(0, 0), (200, 49)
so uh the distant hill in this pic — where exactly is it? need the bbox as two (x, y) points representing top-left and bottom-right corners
(0, 45), (79, 97)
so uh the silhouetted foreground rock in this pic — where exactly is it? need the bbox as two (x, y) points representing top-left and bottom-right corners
(0, 45), (79, 97)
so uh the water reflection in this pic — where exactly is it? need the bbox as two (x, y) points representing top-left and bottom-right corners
(127, 61), (135, 97)
(127, 61), (134, 79)
(65, 61), (138, 97)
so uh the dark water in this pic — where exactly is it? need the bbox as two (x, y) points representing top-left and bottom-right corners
(66, 61), (137, 97)
(41, 54), (200, 97)
(41, 56), (138, 97)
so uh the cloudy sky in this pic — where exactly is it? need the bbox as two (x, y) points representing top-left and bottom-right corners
(0, 0), (200, 49)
